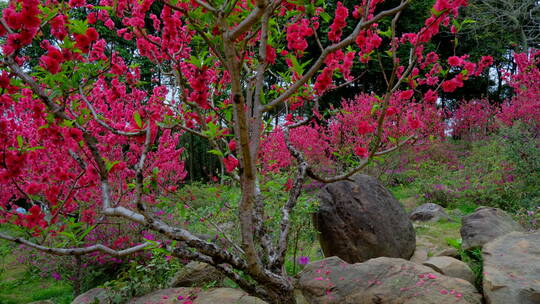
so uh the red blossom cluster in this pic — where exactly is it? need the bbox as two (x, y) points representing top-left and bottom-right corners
(328, 2), (349, 42)
(2, 0), (41, 55)
(355, 28), (382, 63)
(39, 43), (64, 74)
(286, 19), (314, 53)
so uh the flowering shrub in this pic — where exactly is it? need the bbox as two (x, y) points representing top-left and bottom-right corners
(498, 50), (540, 129)
(261, 91), (451, 175)
(451, 99), (499, 139)
(450, 50), (540, 139)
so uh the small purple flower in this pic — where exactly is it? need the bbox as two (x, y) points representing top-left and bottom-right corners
(298, 256), (310, 265)
(51, 272), (61, 281)
(142, 231), (155, 241)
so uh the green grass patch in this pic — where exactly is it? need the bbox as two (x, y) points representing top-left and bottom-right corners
(0, 240), (73, 304)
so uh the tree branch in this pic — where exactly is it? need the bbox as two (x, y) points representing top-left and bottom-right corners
(0, 232), (150, 256)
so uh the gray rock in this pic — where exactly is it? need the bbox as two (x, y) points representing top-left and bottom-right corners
(314, 174), (416, 263)
(434, 247), (459, 258)
(410, 247), (429, 263)
(409, 203), (452, 222)
(423, 256), (475, 284)
(129, 287), (267, 304)
(71, 288), (113, 304)
(193, 288), (267, 304)
(298, 256), (482, 304)
(460, 207), (524, 250)
(483, 231), (540, 304)
(170, 261), (224, 287)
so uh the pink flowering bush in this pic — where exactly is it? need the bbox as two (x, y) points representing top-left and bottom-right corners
(451, 99), (499, 139)
(498, 50), (540, 130)
(450, 51), (540, 139)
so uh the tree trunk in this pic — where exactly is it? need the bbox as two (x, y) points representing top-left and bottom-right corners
(263, 285), (297, 304)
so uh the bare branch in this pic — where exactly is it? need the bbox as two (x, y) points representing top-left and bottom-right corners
(224, 0), (267, 41)
(307, 159), (369, 183)
(271, 123), (308, 270)
(374, 134), (416, 156)
(0, 232), (150, 256)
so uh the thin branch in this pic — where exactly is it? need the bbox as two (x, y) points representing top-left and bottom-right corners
(193, 0), (218, 13)
(271, 123), (308, 270)
(374, 134), (416, 156)
(224, 0), (267, 41)
(0, 232), (150, 256)
(306, 159), (369, 183)
(208, 219), (245, 255)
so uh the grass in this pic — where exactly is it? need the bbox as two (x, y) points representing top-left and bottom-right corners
(0, 239), (73, 304)
(389, 184), (420, 201)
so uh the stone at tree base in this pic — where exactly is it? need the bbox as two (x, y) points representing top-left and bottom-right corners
(169, 261), (224, 287)
(409, 203), (452, 222)
(460, 207), (524, 250)
(314, 174), (416, 263)
(434, 247), (459, 258)
(71, 287), (113, 304)
(298, 256), (482, 304)
(482, 231), (540, 304)
(423, 256), (475, 284)
(193, 288), (267, 304)
(128, 287), (267, 304)
(410, 247), (429, 263)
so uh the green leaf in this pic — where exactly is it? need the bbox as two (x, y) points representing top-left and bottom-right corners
(16, 135), (24, 148)
(430, 7), (443, 17)
(26, 146), (45, 151)
(371, 103), (380, 115)
(69, 19), (88, 34)
(79, 225), (97, 240)
(93, 5), (113, 11)
(106, 160), (120, 172)
(133, 111), (143, 128)
(289, 55), (304, 75)
(320, 11), (331, 23)
(208, 149), (224, 157)
(379, 27), (392, 38)
(63, 119), (74, 128)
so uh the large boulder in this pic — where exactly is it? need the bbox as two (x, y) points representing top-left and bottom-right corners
(409, 203), (451, 222)
(314, 174), (415, 263)
(170, 261), (224, 287)
(460, 207), (524, 250)
(423, 256), (475, 284)
(129, 287), (267, 304)
(482, 231), (540, 304)
(297, 256), (482, 304)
